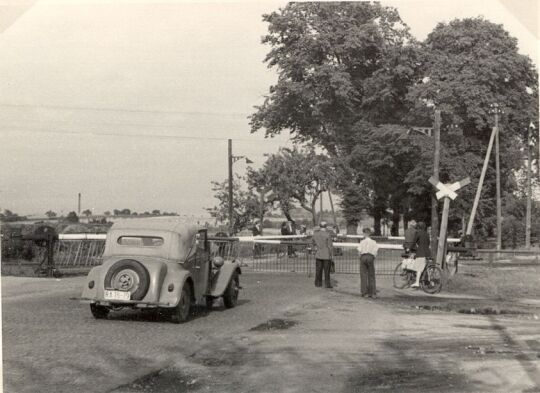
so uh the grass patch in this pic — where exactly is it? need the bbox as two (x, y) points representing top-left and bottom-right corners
(446, 263), (540, 300)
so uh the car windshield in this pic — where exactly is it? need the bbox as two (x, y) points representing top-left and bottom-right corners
(117, 236), (164, 247)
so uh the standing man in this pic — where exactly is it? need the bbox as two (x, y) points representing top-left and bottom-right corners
(357, 228), (379, 298)
(252, 220), (262, 258)
(411, 221), (431, 288)
(403, 220), (417, 253)
(312, 221), (333, 288)
(281, 220), (297, 258)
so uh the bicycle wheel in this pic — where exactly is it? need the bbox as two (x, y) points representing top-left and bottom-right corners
(393, 262), (411, 289)
(421, 265), (443, 294)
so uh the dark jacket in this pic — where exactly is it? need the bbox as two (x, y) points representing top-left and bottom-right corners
(414, 229), (431, 258)
(403, 227), (417, 250)
(312, 229), (333, 260)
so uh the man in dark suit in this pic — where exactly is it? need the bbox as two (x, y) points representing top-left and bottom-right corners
(252, 220), (262, 257)
(281, 220), (297, 257)
(312, 221), (333, 288)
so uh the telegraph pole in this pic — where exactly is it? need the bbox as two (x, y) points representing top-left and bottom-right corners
(78, 193), (81, 215)
(526, 123), (532, 248)
(228, 139), (234, 235)
(493, 104), (502, 252)
(431, 110), (441, 257)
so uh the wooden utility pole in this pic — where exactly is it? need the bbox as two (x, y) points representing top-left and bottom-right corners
(430, 177), (471, 269)
(494, 105), (502, 252)
(526, 124), (532, 248)
(228, 139), (234, 235)
(78, 193), (81, 215)
(319, 189), (323, 224)
(431, 110), (441, 256)
(259, 191), (265, 236)
(328, 190), (337, 226)
(466, 125), (497, 235)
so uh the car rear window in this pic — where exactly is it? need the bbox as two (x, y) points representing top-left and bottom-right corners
(117, 236), (164, 247)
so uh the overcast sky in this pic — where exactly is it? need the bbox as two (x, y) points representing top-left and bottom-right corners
(0, 0), (537, 218)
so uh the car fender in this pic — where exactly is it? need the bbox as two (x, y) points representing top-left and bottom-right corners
(209, 262), (241, 297)
(81, 266), (103, 300)
(158, 267), (193, 308)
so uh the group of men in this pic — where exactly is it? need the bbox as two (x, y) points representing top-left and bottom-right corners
(311, 222), (379, 297)
(252, 218), (431, 296)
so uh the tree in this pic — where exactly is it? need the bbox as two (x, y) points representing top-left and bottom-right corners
(248, 146), (336, 226)
(251, 2), (412, 151)
(250, 2), (416, 228)
(65, 211), (79, 223)
(120, 208), (131, 215)
(45, 210), (57, 219)
(206, 175), (262, 234)
(82, 209), (92, 218)
(152, 209), (161, 215)
(406, 17), (538, 237)
(253, 6), (538, 238)
(113, 209), (120, 216)
(103, 211), (111, 216)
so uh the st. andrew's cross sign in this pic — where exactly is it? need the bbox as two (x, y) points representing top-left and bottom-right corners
(428, 176), (471, 268)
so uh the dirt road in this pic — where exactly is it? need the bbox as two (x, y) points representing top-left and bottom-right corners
(3, 272), (540, 392)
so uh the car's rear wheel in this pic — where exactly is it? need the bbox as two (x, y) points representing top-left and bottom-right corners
(223, 272), (239, 308)
(104, 259), (150, 301)
(90, 304), (110, 319)
(171, 285), (191, 323)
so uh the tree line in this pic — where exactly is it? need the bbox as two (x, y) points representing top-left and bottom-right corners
(209, 3), (539, 246)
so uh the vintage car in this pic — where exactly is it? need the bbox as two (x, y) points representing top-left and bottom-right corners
(80, 218), (241, 323)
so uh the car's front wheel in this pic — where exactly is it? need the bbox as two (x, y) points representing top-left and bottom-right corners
(171, 285), (191, 323)
(90, 304), (110, 319)
(223, 272), (239, 309)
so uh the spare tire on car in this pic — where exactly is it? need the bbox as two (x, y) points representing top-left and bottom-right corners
(104, 259), (150, 301)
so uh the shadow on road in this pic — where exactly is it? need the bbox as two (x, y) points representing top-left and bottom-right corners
(105, 299), (251, 323)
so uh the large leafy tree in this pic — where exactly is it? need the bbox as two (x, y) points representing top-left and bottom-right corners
(251, 2), (412, 152)
(406, 17), (538, 236)
(250, 2), (416, 230)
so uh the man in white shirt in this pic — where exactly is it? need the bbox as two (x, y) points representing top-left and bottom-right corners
(357, 227), (379, 298)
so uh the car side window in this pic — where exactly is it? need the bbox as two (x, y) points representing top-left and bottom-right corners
(196, 231), (207, 251)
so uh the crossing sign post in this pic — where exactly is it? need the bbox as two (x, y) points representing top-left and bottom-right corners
(429, 176), (471, 269)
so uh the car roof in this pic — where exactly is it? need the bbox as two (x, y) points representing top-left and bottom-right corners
(110, 217), (201, 235)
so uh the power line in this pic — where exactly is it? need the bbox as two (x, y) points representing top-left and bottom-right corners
(0, 125), (292, 144)
(0, 102), (250, 118)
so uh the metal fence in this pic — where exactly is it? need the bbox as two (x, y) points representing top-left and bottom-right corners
(247, 240), (402, 276)
(54, 239), (105, 269)
(8, 234), (540, 277)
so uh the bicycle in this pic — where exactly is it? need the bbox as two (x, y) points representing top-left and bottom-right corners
(393, 253), (443, 294)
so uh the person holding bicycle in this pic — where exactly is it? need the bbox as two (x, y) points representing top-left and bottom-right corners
(403, 220), (417, 253)
(410, 222), (431, 288)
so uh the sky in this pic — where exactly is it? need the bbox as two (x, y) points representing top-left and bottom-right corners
(0, 0), (538, 218)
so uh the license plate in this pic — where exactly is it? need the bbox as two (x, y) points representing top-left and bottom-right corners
(104, 290), (131, 301)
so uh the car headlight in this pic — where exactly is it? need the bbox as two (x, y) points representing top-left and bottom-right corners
(213, 256), (224, 268)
